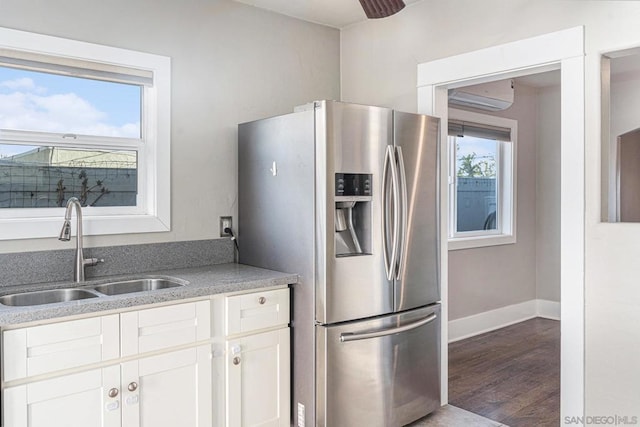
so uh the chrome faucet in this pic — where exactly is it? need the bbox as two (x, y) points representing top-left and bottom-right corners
(58, 197), (102, 282)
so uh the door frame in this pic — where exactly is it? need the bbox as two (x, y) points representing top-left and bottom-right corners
(417, 26), (585, 421)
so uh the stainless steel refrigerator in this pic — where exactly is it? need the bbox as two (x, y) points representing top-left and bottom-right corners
(238, 100), (441, 427)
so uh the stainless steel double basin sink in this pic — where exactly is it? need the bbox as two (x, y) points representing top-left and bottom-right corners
(0, 278), (186, 307)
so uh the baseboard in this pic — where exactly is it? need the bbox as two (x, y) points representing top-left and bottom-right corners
(448, 299), (561, 343)
(536, 299), (561, 320)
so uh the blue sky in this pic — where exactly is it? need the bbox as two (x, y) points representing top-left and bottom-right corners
(0, 66), (141, 157)
(456, 136), (496, 165)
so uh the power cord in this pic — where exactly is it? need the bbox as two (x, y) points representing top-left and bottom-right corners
(224, 227), (240, 252)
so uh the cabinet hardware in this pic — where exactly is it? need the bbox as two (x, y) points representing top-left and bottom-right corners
(233, 356), (241, 365)
(258, 296), (266, 305)
(128, 382), (138, 392)
(108, 388), (119, 398)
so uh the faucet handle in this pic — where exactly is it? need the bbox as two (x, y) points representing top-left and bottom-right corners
(84, 258), (104, 267)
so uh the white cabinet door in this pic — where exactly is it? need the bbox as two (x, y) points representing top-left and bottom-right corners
(3, 315), (119, 382)
(121, 345), (212, 427)
(225, 288), (289, 336)
(120, 301), (210, 357)
(3, 365), (121, 427)
(227, 328), (290, 427)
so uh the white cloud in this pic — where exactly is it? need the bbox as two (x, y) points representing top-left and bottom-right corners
(457, 136), (496, 160)
(0, 79), (139, 139)
(0, 77), (46, 94)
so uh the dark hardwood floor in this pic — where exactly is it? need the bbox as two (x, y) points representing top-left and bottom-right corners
(448, 317), (560, 427)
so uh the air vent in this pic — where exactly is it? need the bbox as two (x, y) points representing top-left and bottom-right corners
(448, 79), (514, 111)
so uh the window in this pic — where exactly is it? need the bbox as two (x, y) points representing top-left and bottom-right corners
(0, 27), (170, 240)
(448, 109), (516, 250)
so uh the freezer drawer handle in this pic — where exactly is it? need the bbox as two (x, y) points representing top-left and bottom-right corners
(339, 313), (437, 343)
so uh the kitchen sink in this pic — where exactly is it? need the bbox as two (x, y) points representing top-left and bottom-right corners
(0, 288), (100, 306)
(92, 278), (185, 296)
(0, 277), (186, 307)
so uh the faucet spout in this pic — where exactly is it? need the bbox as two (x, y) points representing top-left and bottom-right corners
(58, 197), (101, 282)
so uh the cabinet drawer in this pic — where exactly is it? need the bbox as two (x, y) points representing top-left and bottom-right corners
(121, 300), (210, 357)
(2, 315), (119, 382)
(226, 288), (289, 336)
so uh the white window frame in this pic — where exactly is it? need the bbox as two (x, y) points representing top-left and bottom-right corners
(447, 108), (517, 250)
(0, 27), (170, 240)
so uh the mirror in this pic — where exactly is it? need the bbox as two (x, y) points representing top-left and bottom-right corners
(602, 48), (640, 222)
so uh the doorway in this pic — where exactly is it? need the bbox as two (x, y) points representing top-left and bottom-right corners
(445, 72), (561, 425)
(417, 26), (585, 420)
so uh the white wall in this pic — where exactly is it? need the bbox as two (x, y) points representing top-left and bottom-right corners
(341, 0), (640, 416)
(449, 79), (562, 321)
(0, 0), (340, 253)
(536, 84), (561, 302)
(448, 81), (561, 321)
(448, 82), (538, 321)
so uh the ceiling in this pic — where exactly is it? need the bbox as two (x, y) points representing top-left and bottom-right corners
(233, 0), (422, 28)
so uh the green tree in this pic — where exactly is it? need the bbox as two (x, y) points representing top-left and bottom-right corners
(456, 144), (496, 178)
(458, 153), (482, 177)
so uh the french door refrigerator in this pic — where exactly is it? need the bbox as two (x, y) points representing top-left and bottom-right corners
(238, 100), (440, 427)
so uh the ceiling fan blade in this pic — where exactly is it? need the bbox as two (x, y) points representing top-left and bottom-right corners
(358, 0), (406, 19)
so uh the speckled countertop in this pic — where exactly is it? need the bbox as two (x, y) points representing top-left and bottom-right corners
(0, 263), (298, 326)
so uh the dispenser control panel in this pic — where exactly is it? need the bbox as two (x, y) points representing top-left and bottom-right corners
(335, 173), (372, 196)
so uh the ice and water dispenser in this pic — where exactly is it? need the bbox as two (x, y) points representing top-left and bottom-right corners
(334, 173), (372, 257)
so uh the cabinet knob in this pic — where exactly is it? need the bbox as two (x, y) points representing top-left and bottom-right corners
(128, 382), (138, 392)
(233, 356), (241, 365)
(258, 296), (266, 305)
(108, 388), (119, 398)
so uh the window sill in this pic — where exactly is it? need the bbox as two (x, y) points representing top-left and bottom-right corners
(448, 234), (516, 251)
(0, 214), (170, 241)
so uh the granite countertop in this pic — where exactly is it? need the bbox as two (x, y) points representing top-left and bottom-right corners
(0, 263), (298, 326)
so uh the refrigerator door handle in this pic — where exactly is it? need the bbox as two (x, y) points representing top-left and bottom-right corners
(382, 145), (400, 281)
(339, 313), (437, 342)
(395, 146), (408, 280)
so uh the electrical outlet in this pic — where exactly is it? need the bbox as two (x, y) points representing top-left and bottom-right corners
(220, 216), (232, 237)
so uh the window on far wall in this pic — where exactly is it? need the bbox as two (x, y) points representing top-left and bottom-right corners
(448, 109), (517, 250)
(0, 27), (171, 240)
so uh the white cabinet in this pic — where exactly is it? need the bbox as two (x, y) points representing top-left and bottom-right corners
(4, 366), (121, 427)
(1, 287), (291, 427)
(2, 300), (212, 427)
(120, 300), (210, 357)
(3, 315), (120, 382)
(225, 287), (289, 336)
(226, 329), (290, 427)
(223, 288), (290, 427)
(4, 346), (212, 427)
(121, 345), (212, 427)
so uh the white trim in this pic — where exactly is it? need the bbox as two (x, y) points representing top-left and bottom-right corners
(0, 27), (171, 239)
(538, 299), (562, 321)
(418, 27), (583, 88)
(448, 234), (516, 250)
(448, 299), (560, 343)
(417, 26), (585, 418)
(559, 54), (585, 423)
(449, 300), (536, 343)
